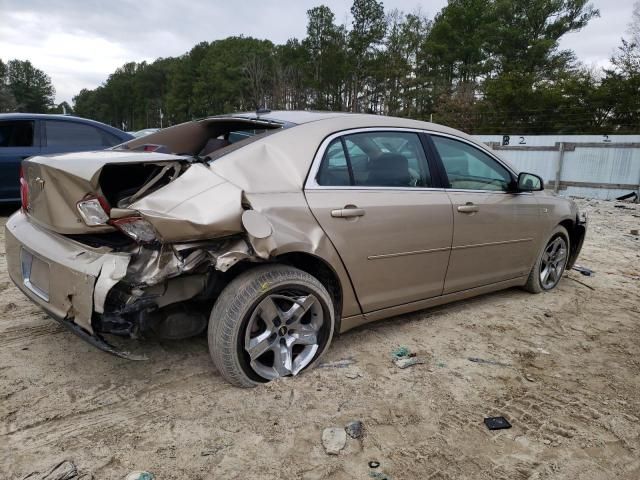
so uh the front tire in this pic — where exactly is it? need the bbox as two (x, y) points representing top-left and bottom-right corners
(208, 264), (335, 387)
(524, 225), (570, 293)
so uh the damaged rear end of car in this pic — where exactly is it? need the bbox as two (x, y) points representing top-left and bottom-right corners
(6, 116), (289, 357)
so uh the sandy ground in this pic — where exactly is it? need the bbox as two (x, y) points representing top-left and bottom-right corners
(1, 198), (639, 480)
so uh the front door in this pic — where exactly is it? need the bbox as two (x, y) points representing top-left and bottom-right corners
(428, 134), (543, 294)
(305, 130), (453, 313)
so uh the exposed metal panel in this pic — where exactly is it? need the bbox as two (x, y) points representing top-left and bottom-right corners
(472, 135), (640, 200)
(475, 134), (640, 146)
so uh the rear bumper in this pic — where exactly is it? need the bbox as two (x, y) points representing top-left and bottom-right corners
(5, 211), (138, 357)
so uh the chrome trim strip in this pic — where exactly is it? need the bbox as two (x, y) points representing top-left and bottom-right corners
(304, 127), (522, 191)
(452, 238), (534, 251)
(304, 186), (446, 192)
(305, 127), (438, 190)
(446, 189), (532, 195)
(367, 246), (451, 260)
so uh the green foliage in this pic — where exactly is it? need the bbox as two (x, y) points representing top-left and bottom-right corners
(0, 59), (55, 112)
(63, 0), (640, 133)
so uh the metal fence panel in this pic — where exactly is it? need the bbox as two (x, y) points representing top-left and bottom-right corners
(471, 135), (640, 200)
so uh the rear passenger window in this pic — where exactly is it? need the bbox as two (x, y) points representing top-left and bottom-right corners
(0, 121), (35, 147)
(316, 131), (431, 188)
(45, 120), (119, 147)
(317, 139), (351, 186)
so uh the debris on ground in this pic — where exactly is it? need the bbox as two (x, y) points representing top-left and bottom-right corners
(616, 192), (638, 202)
(369, 471), (392, 480)
(368, 461), (381, 469)
(345, 420), (364, 439)
(391, 346), (425, 368)
(566, 275), (596, 290)
(631, 229), (639, 236)
(344, 371), (363, 379)
(322, 427), (347, 455)
(484, 417), (512, 430)
(391, 346), (412, 358)
(467, 357), (511, 367)
(124, 472), (155, 480)
(5, 197), (640, 479)
(393, 357), (425, 369)
(318, 358), (356, 368)
(21, 461), (88, 480)
(573, 265), (594, 276)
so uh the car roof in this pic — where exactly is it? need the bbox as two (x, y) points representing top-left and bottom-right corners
(210, 111), (513, 194)
(225, 110), (470, 138)
(0, 113), (132, 138)
(228, 110), (357, 126)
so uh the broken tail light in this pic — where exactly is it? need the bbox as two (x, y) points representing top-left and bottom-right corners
(110, 216), (158, 244)
(19, 166), (29, 211)
(77, 196), (111, 226)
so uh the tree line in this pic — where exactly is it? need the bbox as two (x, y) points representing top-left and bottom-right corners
(2, 0), (640, 134)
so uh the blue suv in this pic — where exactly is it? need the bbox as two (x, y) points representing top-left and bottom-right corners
(0, 114), (133, 202)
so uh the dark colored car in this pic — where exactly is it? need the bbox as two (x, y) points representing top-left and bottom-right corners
(0, 114), (133, 202)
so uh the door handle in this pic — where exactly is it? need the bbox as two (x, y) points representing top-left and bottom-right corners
(331, 207), (365, 218)
(457, 203), (479, 213)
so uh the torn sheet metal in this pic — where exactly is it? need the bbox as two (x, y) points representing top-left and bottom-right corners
(124, 245), (209, 286)
(212, 238), (253, 271)
(22, 151), (191, 235)
(116, 161), (182, 207)
(130, 164), (245, 242)
(94, 254), (131, 313)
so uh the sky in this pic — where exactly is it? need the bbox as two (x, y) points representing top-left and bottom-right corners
(0, 0), (637, 104)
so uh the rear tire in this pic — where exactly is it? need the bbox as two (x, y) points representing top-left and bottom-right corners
(524, 225), (570, 293)
(208, 264), (335, 387)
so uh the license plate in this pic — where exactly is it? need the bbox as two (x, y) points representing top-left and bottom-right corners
(21, 248), (50, 301)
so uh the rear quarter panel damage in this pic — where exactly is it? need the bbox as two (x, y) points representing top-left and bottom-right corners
(129, 164), (244, 242)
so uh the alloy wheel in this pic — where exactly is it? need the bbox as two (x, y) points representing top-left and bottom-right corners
(244, 291), (324, 380)
(539, 236), (568, 290)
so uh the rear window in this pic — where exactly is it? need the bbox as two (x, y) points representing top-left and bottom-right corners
(0, 120), (35, 147)
(45, 120), (121, 147)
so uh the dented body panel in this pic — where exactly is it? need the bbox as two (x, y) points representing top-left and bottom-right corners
(5, 111), (586, 360)
(129, 164), (244, 242)
(5, 211), (130, 332)
(23, 150), (192, 234)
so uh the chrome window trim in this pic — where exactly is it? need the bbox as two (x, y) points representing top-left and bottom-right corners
(305, 127), (444, 191)
(304, 127), (523, 193)
(428, 132), (528, 195)
(427, 131), (519, 177)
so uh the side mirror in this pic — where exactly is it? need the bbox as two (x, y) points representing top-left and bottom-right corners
(517, 172), (544, 192)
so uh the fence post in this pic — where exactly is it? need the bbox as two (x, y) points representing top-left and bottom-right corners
(554, 142), (565, 193)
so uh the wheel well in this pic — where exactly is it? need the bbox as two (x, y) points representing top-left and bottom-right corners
(559, 219), (573, 238)
(559, 217), (586, 270)
(274, 252), (343, 326)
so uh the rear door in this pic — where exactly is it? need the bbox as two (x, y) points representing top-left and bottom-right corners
(305, 129), (453, 313)
(43, 119), (122, 154)
(427, 134), (543, 294)
(0, 119), (40, 201)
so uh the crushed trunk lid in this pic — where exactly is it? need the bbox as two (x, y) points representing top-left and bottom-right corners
(22, 150), (195, 235)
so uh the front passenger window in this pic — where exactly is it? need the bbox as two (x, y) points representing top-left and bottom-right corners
(431, 136), (512, 191)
